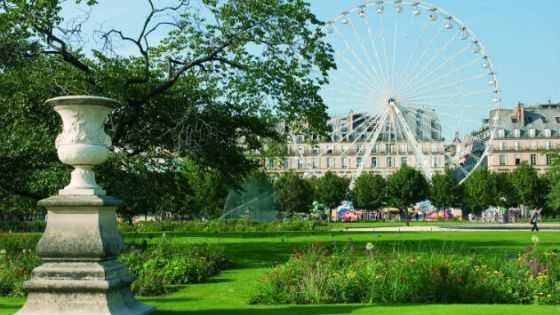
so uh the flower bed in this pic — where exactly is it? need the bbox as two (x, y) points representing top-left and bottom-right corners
(251, 242), (560, 305)
(0, 234), (229, 297)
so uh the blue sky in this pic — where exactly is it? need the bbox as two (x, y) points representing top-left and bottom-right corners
(310, 0), (560, 108)
(63, 0), (559, 109)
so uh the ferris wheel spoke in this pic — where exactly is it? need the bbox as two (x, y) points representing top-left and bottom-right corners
(333, 24), (384, 89)
(347, 18), (385, 87)
(398, 23), (444, 93)
(403, 56), (483, 98)
(401, 44), (472, 98)
(364, 15), (390, 88)
(395, 14), (433, 94)
(405, 72), (489, 101)
(398, 30), (461, 95)
(405, 88), (497, 103)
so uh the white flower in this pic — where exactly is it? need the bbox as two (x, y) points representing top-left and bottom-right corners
(0, 249), (6, 255)
(532, 235), (540, 244)
(365, 242), (374, 251)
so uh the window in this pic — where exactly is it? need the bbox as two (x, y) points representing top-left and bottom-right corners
(546, 141), (551, 150)
(513, 129), (520, 138)
(283, 159), (289, 169)
(327, 157), (334, 168)
(515, 158), (521, 165)
(297, 159), (304, 169)
(267, 159), (274, 169)
(514, 142), (520, 151)
(326, 144), (333, 154)
(371, 157), (378, 168)
(312, 159), (319, 169)
(545, 129), (552, 138)
(497, 129), (505, 138)
(298, 146), (304, 155)
(499, 154), (506, 166)
(530, 154), (537, 166)
(547, 155), (553, 166)
(312, 145), (320, 155)
(342, 157), (348, 169)
(498, 142), (504, 151)
(386, 157), (393, 168)
(356, 157), (363, 168)
(432, 157), (439, 168)
(529, 129), (536, 138)
(431, 144), (438, 153)
(401, 157), (408, 166)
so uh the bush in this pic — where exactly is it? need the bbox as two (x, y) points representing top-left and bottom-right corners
(0, 221), (45, 233)
(251, 243), (560, 305)
(120, 219), (324, 233)
(0, 233), (229, 297)
(121, 236), (230, 296)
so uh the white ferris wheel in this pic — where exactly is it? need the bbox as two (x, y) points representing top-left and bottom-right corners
(293, 0), (501, 185)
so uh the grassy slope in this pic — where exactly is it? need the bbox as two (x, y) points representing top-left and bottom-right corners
(1, 231), (560, 315)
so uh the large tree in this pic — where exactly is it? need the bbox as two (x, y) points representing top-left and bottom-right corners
(273, 171), (313, 214)
(0, 0), (335, 216)
(463, 168), (494, 213)
(510, 162), (545, 210)
(430, 170), (462, 209)
(316, 171), (350, 209)
(351, 173), (386, 210)
(386, 165), (429, 224)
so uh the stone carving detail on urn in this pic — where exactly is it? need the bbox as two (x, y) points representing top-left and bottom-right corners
(17, 96), (153, 315)
(51, 96), (116, 196)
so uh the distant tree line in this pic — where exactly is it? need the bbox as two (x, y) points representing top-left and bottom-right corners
(272, 159), (560, 219)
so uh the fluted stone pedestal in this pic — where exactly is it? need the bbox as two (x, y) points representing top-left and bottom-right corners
(17, 195), (154, 315)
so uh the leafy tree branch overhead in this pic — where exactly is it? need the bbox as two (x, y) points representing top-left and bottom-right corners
(0, 0), (335, 208)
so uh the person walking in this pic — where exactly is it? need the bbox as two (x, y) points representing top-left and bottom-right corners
(530, 208), (542, 232)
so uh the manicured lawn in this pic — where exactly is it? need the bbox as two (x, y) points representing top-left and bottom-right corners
(1, 231), (559, 314)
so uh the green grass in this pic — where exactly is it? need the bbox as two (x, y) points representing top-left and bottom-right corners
(1, 231), (560, 315)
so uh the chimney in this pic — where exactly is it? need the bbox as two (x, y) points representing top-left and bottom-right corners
(514, 102), (525, 125)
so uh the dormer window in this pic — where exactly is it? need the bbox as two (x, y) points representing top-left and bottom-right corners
(513, 129), (521, 138)
(497, 129), (505, 138)
(529, 129), (536, 138)
(545, 129), (552, 137)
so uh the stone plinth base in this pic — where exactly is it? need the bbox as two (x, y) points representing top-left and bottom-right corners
(17, 195), (153, 315)
(17, 260), (153, 315)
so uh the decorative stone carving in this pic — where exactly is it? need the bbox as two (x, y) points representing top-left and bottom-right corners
(50, 96), (116, 196)
(17, 96), (154, 315)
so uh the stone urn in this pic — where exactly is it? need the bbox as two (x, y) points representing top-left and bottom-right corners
(52, 95), (115, 195)
(17, 96), (153, 315)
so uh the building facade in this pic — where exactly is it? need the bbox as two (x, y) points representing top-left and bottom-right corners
(487, 102), (560, 174)
(265, 106), (447, 178)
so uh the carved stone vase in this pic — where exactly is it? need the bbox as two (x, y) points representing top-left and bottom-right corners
(17, 96), (154, 315)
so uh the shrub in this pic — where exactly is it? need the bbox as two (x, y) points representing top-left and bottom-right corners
(121, 236), (230, 296)
(120, 218), (324, 233)
(251, 243), (560, 305)
(0, 233), (229, 297)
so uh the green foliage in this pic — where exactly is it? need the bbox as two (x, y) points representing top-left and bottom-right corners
(463, 168), (494, 213)
(430, 170), (462, 209)
(315, 171), (350, 209)
(119, 218), (323, 233)
(0, 233), (229, 297)
(510, 162), (545, 208)
(122, 237), (229, 296)
(180, 159), (229, 218)
(351, 173), (386, 210)
(386, 166), (428, 213)
(0, 0), (335, 215)
(274, 171), (314, 214)
(251, 243), (560, 305)
(487, 172), (517, 208)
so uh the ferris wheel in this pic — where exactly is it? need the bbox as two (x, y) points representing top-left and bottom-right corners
(293, 0), (501, 185)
